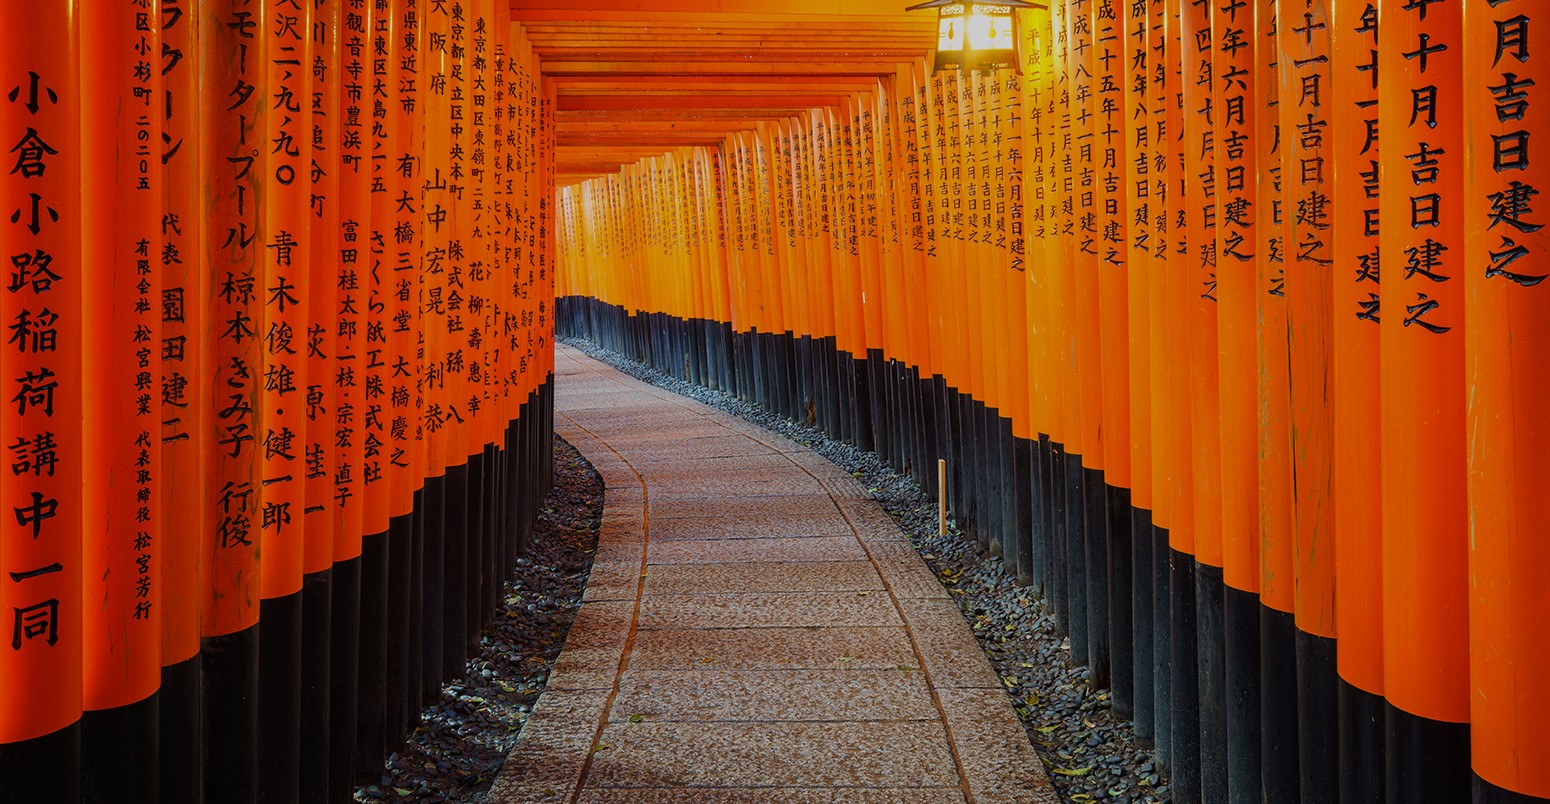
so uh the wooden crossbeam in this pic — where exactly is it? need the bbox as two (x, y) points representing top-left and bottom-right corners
(523, 0), (928, 179)
(541, 60), (904, 77)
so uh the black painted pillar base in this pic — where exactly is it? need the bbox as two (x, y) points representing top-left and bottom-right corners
(329, 556), (363, 803)
(82, 692), (159, 803)
(1338, 679), (1385, 804)
(1474, 776), (1550, 804)
(0, 721), (80, 804)
(160, 654), (202, 804)
(1130, 508), (1154, 743)
(1170, 553), (1200, 804)
(1152, 525), (1172, 767)
(1196, 562), (1228, 804)
(203, 624), (259, 804)
(1065, 452), (1088, 664)
(1224, 584), (1262, 804)
(1049, 442), (1069, 636)
(1083, 466), (1110, 688)
(1298, 631), (1340, 804)
(355, 531), (390, 786)
(441, 463), (469, 681)
(257, 591), (303, 804)
(1107, 485), (1133, 718)
(1262, 607), (1301, 804)
(299, 569), (333, 804)
(1385, 704), (1470, 804)
(1012, 436), (1034, 587)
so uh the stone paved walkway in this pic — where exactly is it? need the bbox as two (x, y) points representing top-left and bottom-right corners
(488, 346), (1056, 804)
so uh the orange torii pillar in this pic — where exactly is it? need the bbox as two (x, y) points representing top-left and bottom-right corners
(1178, 0), (1219, 794)
(79, 0), (165, 797)
(1211, 0), (1264, 795)
(256, 0), (313, 800)
(354, 0), (396, 781)
(1463, 0), (1549, 801)
(1120, 0), (1156, 742)
(421, 0), (454, 717)
(1145, 0), (1175, 766)
(1331, 0), (1386, 800)
(301, 2), (342, 799)
(383, 0), (425, 756)
(1278, 0), (1341, 800)
(200, 0), (265, 800)
(330, 0), (373, 796)
(157, 0), (206, 800)
(1093, 0), (1134, 715)
(1062, 0), (1097, 682)
(0, 2), (84, 800)
(1379, 0), (1472, 797)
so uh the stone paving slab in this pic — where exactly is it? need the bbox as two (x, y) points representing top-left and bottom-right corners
(607, 668), (938, 722)
(578, 789), (969, 804)
(625, 627), (919, 672)
(585, 722), (961, 788)
(641, 561), (882, 595)
(491, 346), (1054, 803)
(636, 590), (902, 630)
(649, 494), (843, 520)
(646, 470), (828, 501)
(644, 514), (855, 541)
(645, 536), (868, 565)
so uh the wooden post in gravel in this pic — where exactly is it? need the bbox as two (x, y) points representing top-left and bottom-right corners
(939, 458), (947, 538)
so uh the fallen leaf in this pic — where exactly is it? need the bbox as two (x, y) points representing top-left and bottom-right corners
(1052, 766), (1093, 777)
(628, 714), (645, 724)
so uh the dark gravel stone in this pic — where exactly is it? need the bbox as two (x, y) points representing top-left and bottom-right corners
(357, 435), (603, 803)
(564, 337), (1170, 804)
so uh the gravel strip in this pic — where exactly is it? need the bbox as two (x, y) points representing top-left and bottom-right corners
(357, 435), (603, 803)
(564, 337), (1171, 804)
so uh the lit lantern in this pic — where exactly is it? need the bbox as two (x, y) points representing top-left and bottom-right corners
(908, 0), (1037, 73)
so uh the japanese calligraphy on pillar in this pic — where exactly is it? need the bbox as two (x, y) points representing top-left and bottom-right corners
(490, 10), (506, 427)
(263, 0), (313, 598)
(2, 0), (83, 743)
(362, 0), (395, 533)
(158, 0), (204, 668)
(307, 0), (340, 568)
(1123, 0), (1153, 519)
(444, 0), (469, 465)
(1329, 0), (1384, 702)
(204, 0), (263, 637)
(1464, 0), (1548, 796)
(1467, 0), (1540, 289)
(391, 0), (421, 501)
(464, 0), (489, 459)
(422, 0), (450, 478)
(1094, 0), (1131, 487)
(80, 0), (165, 710)
(1378, 0), (1469, 727)
(1280, 0), (1336, 637)
(334, 0), (369, 555)
(1183, 0), (1223, 566)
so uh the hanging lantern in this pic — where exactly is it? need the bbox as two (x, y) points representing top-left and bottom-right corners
(908, 0), (1037, 73)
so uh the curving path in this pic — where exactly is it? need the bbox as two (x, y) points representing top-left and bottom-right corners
(488, 345), (1056, 804)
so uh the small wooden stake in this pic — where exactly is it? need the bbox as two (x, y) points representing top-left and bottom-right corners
(938, 459), (947, 538)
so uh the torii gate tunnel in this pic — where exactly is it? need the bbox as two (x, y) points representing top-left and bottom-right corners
(2, 0), (1547, 803)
